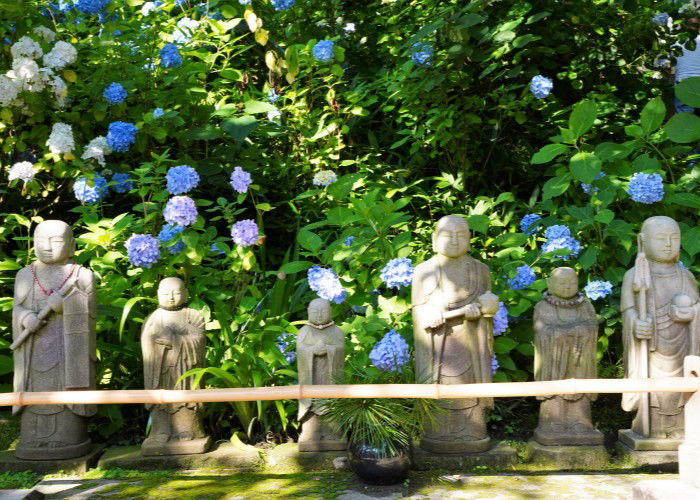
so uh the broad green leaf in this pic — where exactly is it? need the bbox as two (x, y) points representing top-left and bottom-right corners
(183, 125), (223, 141)
(675, 76), (700, 108)
(491, 233), (528, 247)
(569, 100), (597, 139)
(221, 115), (258, 141)
(624, 124), (644, 138)
(327, 173), (362, 200)
(219, 69), (243, 81)
(570, 152), (602, 183)
(467, 214), (489, 234)
(297, 230), (323, 253)
(632, 154), (661, 172)
(579, 247), (598, 269)
(531, 143), (568, 164)
(494, 336), (518, 354)
(682, 227), (700, 257)
(667, 193), (700, 209)
(280, 261), (312, 274)
(595, 142), (633, 162)
(542, 175), (570, 200)
(244, 100), (277, 114)
(378, 295), (410, 314)
(664, 112), (700, 143)
(640, 97), (666, 136)
(0, 355), (12, 376)
(594, 209), (614, 224)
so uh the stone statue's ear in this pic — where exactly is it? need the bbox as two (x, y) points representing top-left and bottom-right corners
(431, 231), (438, 253)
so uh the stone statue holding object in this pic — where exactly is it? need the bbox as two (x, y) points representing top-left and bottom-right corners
(141, 277), (211, 455)
(621, 216), (700, 447)
(533, 267), (603, 446)
(12, 220), (96, 460)
(297, 298), (345, 452)
(412, 215), (499, 453)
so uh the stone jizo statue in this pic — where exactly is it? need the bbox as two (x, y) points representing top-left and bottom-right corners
(297, 298), (345, 452)
(621, 216), (700, 442)
(533, 267), (603, 446)
(12, 220), (96, 460)
(412, 215), (499, 453)
(141, 277), (211, 455)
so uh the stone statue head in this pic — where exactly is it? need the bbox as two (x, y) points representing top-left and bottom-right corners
(308, 298), (331, 325)
(432, 215), (470, 258)
(639, 216), (681, 263)
(547, 267), (579, 300)
(158, 277), (188, 308)
(33, 220), (75, 264)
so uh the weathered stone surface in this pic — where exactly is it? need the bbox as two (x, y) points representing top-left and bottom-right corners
(632, 479), (700, 499)
(266, 442), (346, 472)
(616, 440), (678, 471)
(98, 441), (263, 471)
(412, 441), (517, 471)
(0, 444), (103, 474)
(619, 429), (682, 451)
(525, 440), (609, 470)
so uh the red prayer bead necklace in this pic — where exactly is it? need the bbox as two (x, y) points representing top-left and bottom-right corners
(30, 263), (77, 296)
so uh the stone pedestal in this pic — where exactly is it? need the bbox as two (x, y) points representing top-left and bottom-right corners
(525, 440), (609, 470)
(412, 441), (517, 471)
(0, 444), (104, 474)
(619, 429), (682, 451)
(266, 443), (346, 472)
(617, 429), (680, 470)
(142, 435), (212, 456)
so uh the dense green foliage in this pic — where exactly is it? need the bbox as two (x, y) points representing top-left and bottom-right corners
(0, 0), (699, 444)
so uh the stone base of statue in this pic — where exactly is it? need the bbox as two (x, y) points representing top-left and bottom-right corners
(141, 435), (212, 456)
(618, 429), (683, 451)
(266, 443), (347, 472)
(0, 444), (104, 474)
(525, 440), (608, 470)
(632, 479), (700, 499)
(298, 414), (346, 452)
(420, 436), (491, 454)
(534, 415), (604, 447)
(412, 441), (517, 470)
(616, 430), (679, 470)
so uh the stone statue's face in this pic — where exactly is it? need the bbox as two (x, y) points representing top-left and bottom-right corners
(308, 302), (331, 324)
(548, 268), (579, 299)
(433, 219), (470, 258)
(642, 219), (681, 263)
(158, 278), (187, 308)
(34, 221), (73, 264)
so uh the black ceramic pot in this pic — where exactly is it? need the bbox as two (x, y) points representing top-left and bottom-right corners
(348, 443), (411, 485)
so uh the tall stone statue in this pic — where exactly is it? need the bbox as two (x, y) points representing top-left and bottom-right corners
(141, 277), (211, 455)
(12, 220), (96, 460)
(533, 267), (603, 446)
(297, 298), (345, 452)
(621, 216), (700, 445)
(412, 215), (499, 453)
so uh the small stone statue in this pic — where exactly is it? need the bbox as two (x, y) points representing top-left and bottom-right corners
(533, 267), (603, 446)
(621, 216), (700, 442)
(412, 215), (500, 453)
(297, 298), (345, 452)
(12, 220), (96, 460)
(141, 277), (211, 455)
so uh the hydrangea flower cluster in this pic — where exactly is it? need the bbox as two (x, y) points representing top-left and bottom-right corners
(411, 42), (433, 66)
(166, 165), (200, 194)
(81, 136), (111, 166)
(530, 75), (553, 99)
(582, 172), (605, 195)
(111, 173), (133, 193)
(43, 41), (77, 70)
(520, 213), (541, 235)
(369, 330), (410, 372)
(628, 172), (664, 204)
(491, 355), (499, 375)
(344, 22), (356, 33)
(33, 26), (56, 43)
(8, 161), (35, 183)
(173, 17), (200, 44)
(508, 265), (536, 290)
(46, 123), (75, 154)
(267, 87), (280, 103)
(11, 36), (42, 60)
(380, 257), (414, 289)
(153, 108), (165, 118)
(106, 121), (138, 152)
(158, 224), (185, 254)
(73, 174), (108, 203)
(160, 44), (182, 68)
(164, 196), (198, 226)
(307, 266), (346, 304)
(652, 12), (670, 25)
(584, 280), (613, 300)
(125, 233), (160, 268)
(75, 0), (111, 15)
(230, 166), (252, 193)
(344, 236), (354, 246)
(493, 302), (509, 336)
(312, 40), (335, 62)
(271, 0), (294, 10)
(141, 1), (158, 15)
(542, 225), (582, 260)
(103, 82), (126, 104)
(276, 333), (296, 364)
(231, 219), (259, 247)
(312, 170), (337, 186)
(267, 108), (282, 122)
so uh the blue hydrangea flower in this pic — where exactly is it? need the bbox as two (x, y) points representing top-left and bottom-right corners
(164, 196), (198, 226)
(312, 40), (335, 62)
(369, 330), (410, 372)
(267, 108), (282, 123)
(267, 87), (280, 103)
(106, 121), (138, 152)
(173, 17), (199, 44)
(582, 172), (605, 195)
(230, 166), (252, 193)
(652, 12), (670, 26)
(344, 236), (354, 246)
(210, 242), (226, 255)
(75, 0), (111, 15)
(530, 75), (553, 99)
(271, 0), (294, 10)
(493, 302), (509, 336)
(103, 82), (127, 104)
(231, 219), (259, 247)
(73, 174), (108, 203)
(508, 265), (536, 290)
(125, 233), (160, 268)
(160, 43), (182, 68)
(276, 333), (296, 363)
(542, 236), (582, 260)
(491, 355), (499, 375)
(111, 173), (133, 193)
(307, 266), (346, 304)
(380, 257), (414, 289)
(166, 165), (200, 194)
(544, 225), (570, 240)
(312, 170), (337, 186)
(679, 261), (688, 271)
(411, 42), (433, 66)
(520, 213), (541, 235)
(584, 280), (613, 300)
(153, 108), (165, 118)
(627, 172), (664, 204)
(158, 223), (185, 254)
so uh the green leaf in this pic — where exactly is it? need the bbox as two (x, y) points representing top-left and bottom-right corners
(595, 142), (634, 162)
(516, 343), (534, 356)
(491, 233), (528, 247)
(183, 125), (223, 141)
(219, 69), (243, 81)
(244, 100), (278, 114)
(0, 355), (12, 376)
(119, 297), (152, 341)
(604, 219), (634, 241)
(569, 100), (597, 139)
(378, 295), (410, 314)
(569, 152), (602, 183)
(682, 227), (700, 257)
(675, 76), (700, 108)
(327, 173), (362, 200)
(640, 97), (666, 136)
(531, 143), (568, 164)
(624, 124), (644, 138)
(542, 175), (571, 200)
(663, 113), (700, 143)
(667, 193), (700, 209)
(221, 115), (258, 141)
(594, 209), (614, 224)
(297, 230), (323, 253)
(280, 261), (312, 274)
(467, 214), (489, 234)
(579, 247), (598, 269)
(494, 336), (518, 354)
(285, 46), (299, 75)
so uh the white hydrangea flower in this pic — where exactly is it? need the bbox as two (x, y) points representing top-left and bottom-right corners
(11, 57), (40, 84)
(43, 41), (77, 70)
(11, 36), (43, 60)
(50, 75), (68, 107)
(0, 75), (21, 107)
(8, 161), (36, 182)
(46, 122), (75, 154)
(33, 26), (56, 43)
(141, 1), (157, 15)
(81, 136), (112, 166)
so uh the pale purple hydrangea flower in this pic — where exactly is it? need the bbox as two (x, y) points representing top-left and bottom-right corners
(369, 330), (410, 372)
(411, 42), (433, 66)
(276, 333), (296, 363)
(231, 219), (259, 247)
(627, 172), (664, 204)
(164, 196), (198, 226)
(530, 75), (553, 99)
(166, 165), (200, 194)
(312, 170), (337, 186)
(380, 258), (414, 289)
(230, 166), (252, 193)
(307, 266), (346, 303)
(125, 233), (160, 268)
(491, 355), (499, 375)
(493, 302), (509, 336)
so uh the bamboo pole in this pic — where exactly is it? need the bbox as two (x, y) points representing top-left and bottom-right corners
(0, 377), (699, 407)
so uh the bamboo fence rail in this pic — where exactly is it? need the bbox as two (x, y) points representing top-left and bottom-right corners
(1, 377), (699, 407)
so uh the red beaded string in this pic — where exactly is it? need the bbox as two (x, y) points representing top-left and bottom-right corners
(30, 263), (77, 296)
